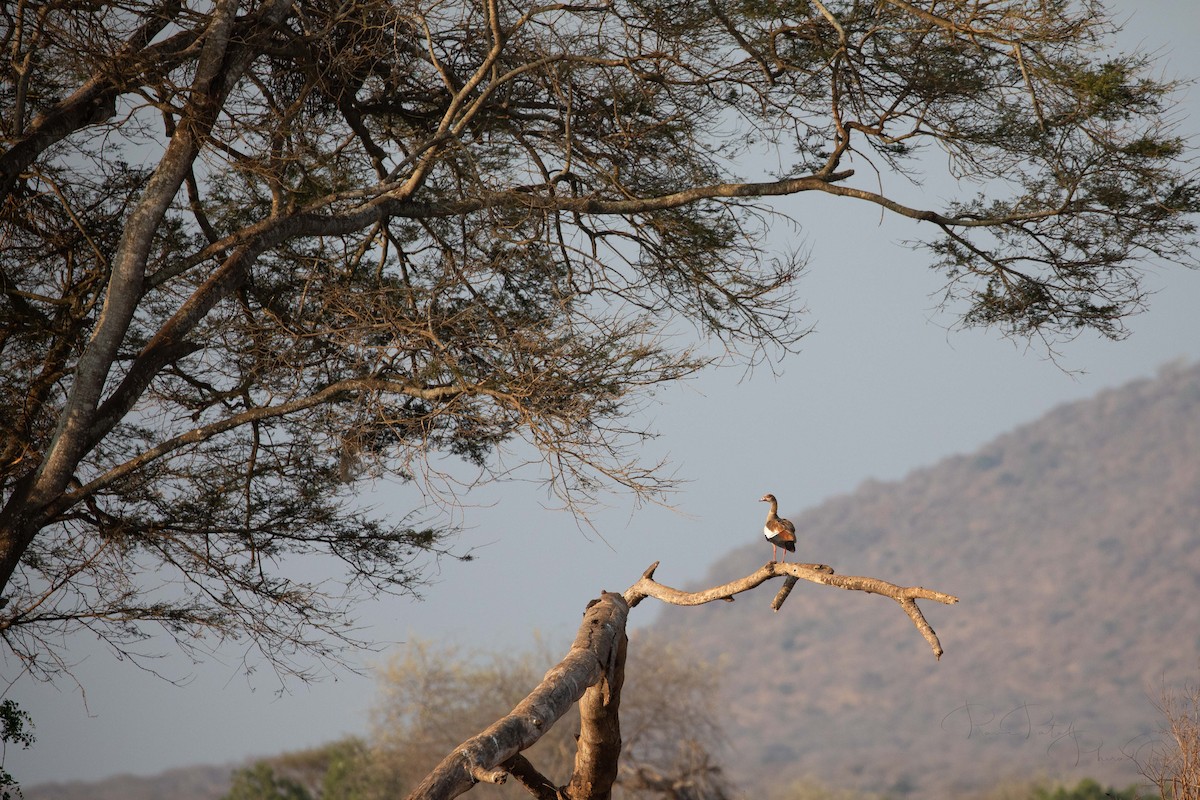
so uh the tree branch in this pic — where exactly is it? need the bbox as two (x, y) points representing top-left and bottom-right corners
(141, 169), (858, 294)
(47, 376), (471, 520)
(500, 755), (560, 800)
(621, 559), (832, 608)
(624, 560), (959, 660)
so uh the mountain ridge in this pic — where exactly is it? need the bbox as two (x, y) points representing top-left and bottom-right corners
(646, 359), (1200, 797)
(25, 763), (234, 800)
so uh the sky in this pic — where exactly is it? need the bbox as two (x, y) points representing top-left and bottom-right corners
(11, 0), (1200, 789)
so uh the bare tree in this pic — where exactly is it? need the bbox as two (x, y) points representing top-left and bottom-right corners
(405, 559), (957, 800)
(0, 0), (1194, 682)
(1134, 676), (1200, 800)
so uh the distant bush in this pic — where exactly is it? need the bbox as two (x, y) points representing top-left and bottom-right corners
(221, 739), (374, 800)
(1031, 778), (1138, 800)
(223, 762), (312, 800)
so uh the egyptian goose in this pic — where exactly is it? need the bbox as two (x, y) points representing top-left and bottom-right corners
(760, 493), (797, 563)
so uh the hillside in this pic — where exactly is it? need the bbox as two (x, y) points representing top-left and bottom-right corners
(25, 763), (233, 800)
(647, 360), (1200, 797)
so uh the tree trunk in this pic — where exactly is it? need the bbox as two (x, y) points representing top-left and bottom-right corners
(566, 609), (627, 800)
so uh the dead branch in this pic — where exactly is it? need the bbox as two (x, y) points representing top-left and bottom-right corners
(405, 562), (958, 800)
(771, 576), (800, 611)
(624, 561), (959, 660)
(621, 560), (831, 608)
(500, 755), (559, 800)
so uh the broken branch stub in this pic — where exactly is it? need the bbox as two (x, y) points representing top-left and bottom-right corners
(405, 591), (630, 800)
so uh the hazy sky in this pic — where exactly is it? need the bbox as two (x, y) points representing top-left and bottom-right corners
(12, 0), (1200, 789)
